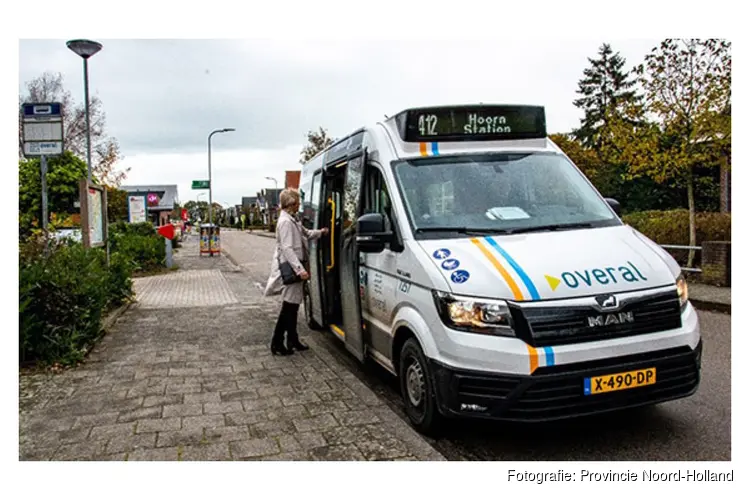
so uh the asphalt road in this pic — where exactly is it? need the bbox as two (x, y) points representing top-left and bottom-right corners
(221, 229), (731, 461)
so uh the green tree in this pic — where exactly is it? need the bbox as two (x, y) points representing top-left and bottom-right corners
(609, 39), (731, 266)
(184, 200), (210, 222)
(550, 133), (601, 180)
(300, 126), (335, 164)
(573, 43), (641, 150)
(19, 72), (129, 186)
(106, 186), (128, 223)
(19, 151), (88, 238)
(568, 44), (645, 210)
(170, 202), (182, 222)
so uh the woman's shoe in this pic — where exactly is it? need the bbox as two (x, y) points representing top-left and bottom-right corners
(271, 343), (293, 356)
(288, 341), (309, 352)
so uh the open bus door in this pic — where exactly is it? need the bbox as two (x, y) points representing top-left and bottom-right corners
(317, 139), (367, 362)
(302, 169), (325, 330)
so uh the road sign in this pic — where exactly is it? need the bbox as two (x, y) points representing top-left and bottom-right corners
(22, 102), (64, 157)
(192, 180), (210, 189)
(157, 224), (175, 240)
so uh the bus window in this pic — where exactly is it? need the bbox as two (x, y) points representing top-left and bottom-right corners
(311, 172), (322, 210)
(343, 156), (363, 232)
(363, 166), (393, 234)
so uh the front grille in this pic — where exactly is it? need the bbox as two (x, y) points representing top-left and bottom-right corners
(512, 291), (682, 347)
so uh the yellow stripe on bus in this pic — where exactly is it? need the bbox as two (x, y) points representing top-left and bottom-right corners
(330, 325), (346, 339)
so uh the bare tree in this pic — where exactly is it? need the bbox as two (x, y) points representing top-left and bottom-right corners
(300, 126), (335, 164)
(19, 72), (129, 186)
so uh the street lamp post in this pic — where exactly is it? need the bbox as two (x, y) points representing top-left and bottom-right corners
(197, 193), (206, 222)
(207, 128), (235, 255)
(66, 39), (102, 182)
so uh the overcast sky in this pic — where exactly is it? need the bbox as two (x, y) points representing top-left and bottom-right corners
(18, 38), (663, 207)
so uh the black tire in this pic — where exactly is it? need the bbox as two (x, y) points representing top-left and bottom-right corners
(399, 337), (443, 436)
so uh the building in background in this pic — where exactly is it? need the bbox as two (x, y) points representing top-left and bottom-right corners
(120, 184), (179, 226)
(285, 170), (301, 189)
(241, 196), (258, 210)
(255, 188), (282, 225)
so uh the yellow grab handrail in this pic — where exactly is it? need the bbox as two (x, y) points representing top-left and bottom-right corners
(326, 197), (335, 271)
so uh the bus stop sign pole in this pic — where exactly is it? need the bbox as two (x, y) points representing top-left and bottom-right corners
(157, 223), (175, 269)
(22, 102), (64, 249)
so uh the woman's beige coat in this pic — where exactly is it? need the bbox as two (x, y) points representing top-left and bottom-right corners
(263, 209), (324, 304)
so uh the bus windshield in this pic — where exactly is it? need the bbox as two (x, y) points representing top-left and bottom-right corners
(392, 152), (621, 238)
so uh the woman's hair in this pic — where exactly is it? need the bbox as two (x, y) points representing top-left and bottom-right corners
(279, 188), (301, 210)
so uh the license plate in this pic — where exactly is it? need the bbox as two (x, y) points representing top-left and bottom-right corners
(584, 367), (656, 395)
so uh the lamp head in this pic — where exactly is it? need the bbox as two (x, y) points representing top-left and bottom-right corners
(66, 39), (103, 59)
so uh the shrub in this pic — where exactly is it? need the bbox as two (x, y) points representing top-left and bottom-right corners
(19, 237), (134, 366)
(109, 222), (165, 272)
(622, 209), (731, 245)
(110, 221), (157, 237)
(623, 209), (731, 267)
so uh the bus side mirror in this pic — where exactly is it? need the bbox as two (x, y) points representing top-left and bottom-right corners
(356, 213), (391, 253)
(605, 198), (622, 217)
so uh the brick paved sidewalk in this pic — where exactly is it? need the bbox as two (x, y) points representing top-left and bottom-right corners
(19, 234), (444, 461)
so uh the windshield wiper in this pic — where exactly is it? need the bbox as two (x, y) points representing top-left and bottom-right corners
(507, 222), (594, 234)
(415, 227), (511, 235)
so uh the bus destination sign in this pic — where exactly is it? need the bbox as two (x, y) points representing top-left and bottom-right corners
(398, 105), (546, 143)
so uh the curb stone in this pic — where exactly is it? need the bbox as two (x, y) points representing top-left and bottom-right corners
(249, 231), (275, 239)
(691, 299), (731, 315)
(220, 251), (243, 272)
(102, 300), (134, 332)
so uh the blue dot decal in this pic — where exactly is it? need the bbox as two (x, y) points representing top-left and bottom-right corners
(433, 248), (451, 260)
(441, 258), (460, 270)
(451, 270), (470, 284)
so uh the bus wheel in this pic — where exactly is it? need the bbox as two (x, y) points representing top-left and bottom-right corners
(399, 338), (443, 436)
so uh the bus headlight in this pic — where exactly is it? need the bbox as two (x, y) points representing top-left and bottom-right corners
(676, 273), (689, 311)
(432, 291), (515, 336)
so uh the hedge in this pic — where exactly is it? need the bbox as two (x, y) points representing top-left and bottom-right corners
(108, 221), (166, 272)
(622, 209), (731, 268)
(622, 209), (731, 246)
(20, 222), (168, 366)
(19, 236), (134, 366)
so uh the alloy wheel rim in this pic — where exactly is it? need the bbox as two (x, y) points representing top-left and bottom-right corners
(405, 358), (425, 407)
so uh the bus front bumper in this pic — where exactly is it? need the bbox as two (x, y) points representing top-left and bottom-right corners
(428, 341), (702, 423)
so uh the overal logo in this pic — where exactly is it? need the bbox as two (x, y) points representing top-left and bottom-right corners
(544, 261), (648, 291)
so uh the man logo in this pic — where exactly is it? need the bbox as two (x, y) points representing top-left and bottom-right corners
(587, 312), (635, 327)
(595, 294), (619, 311)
